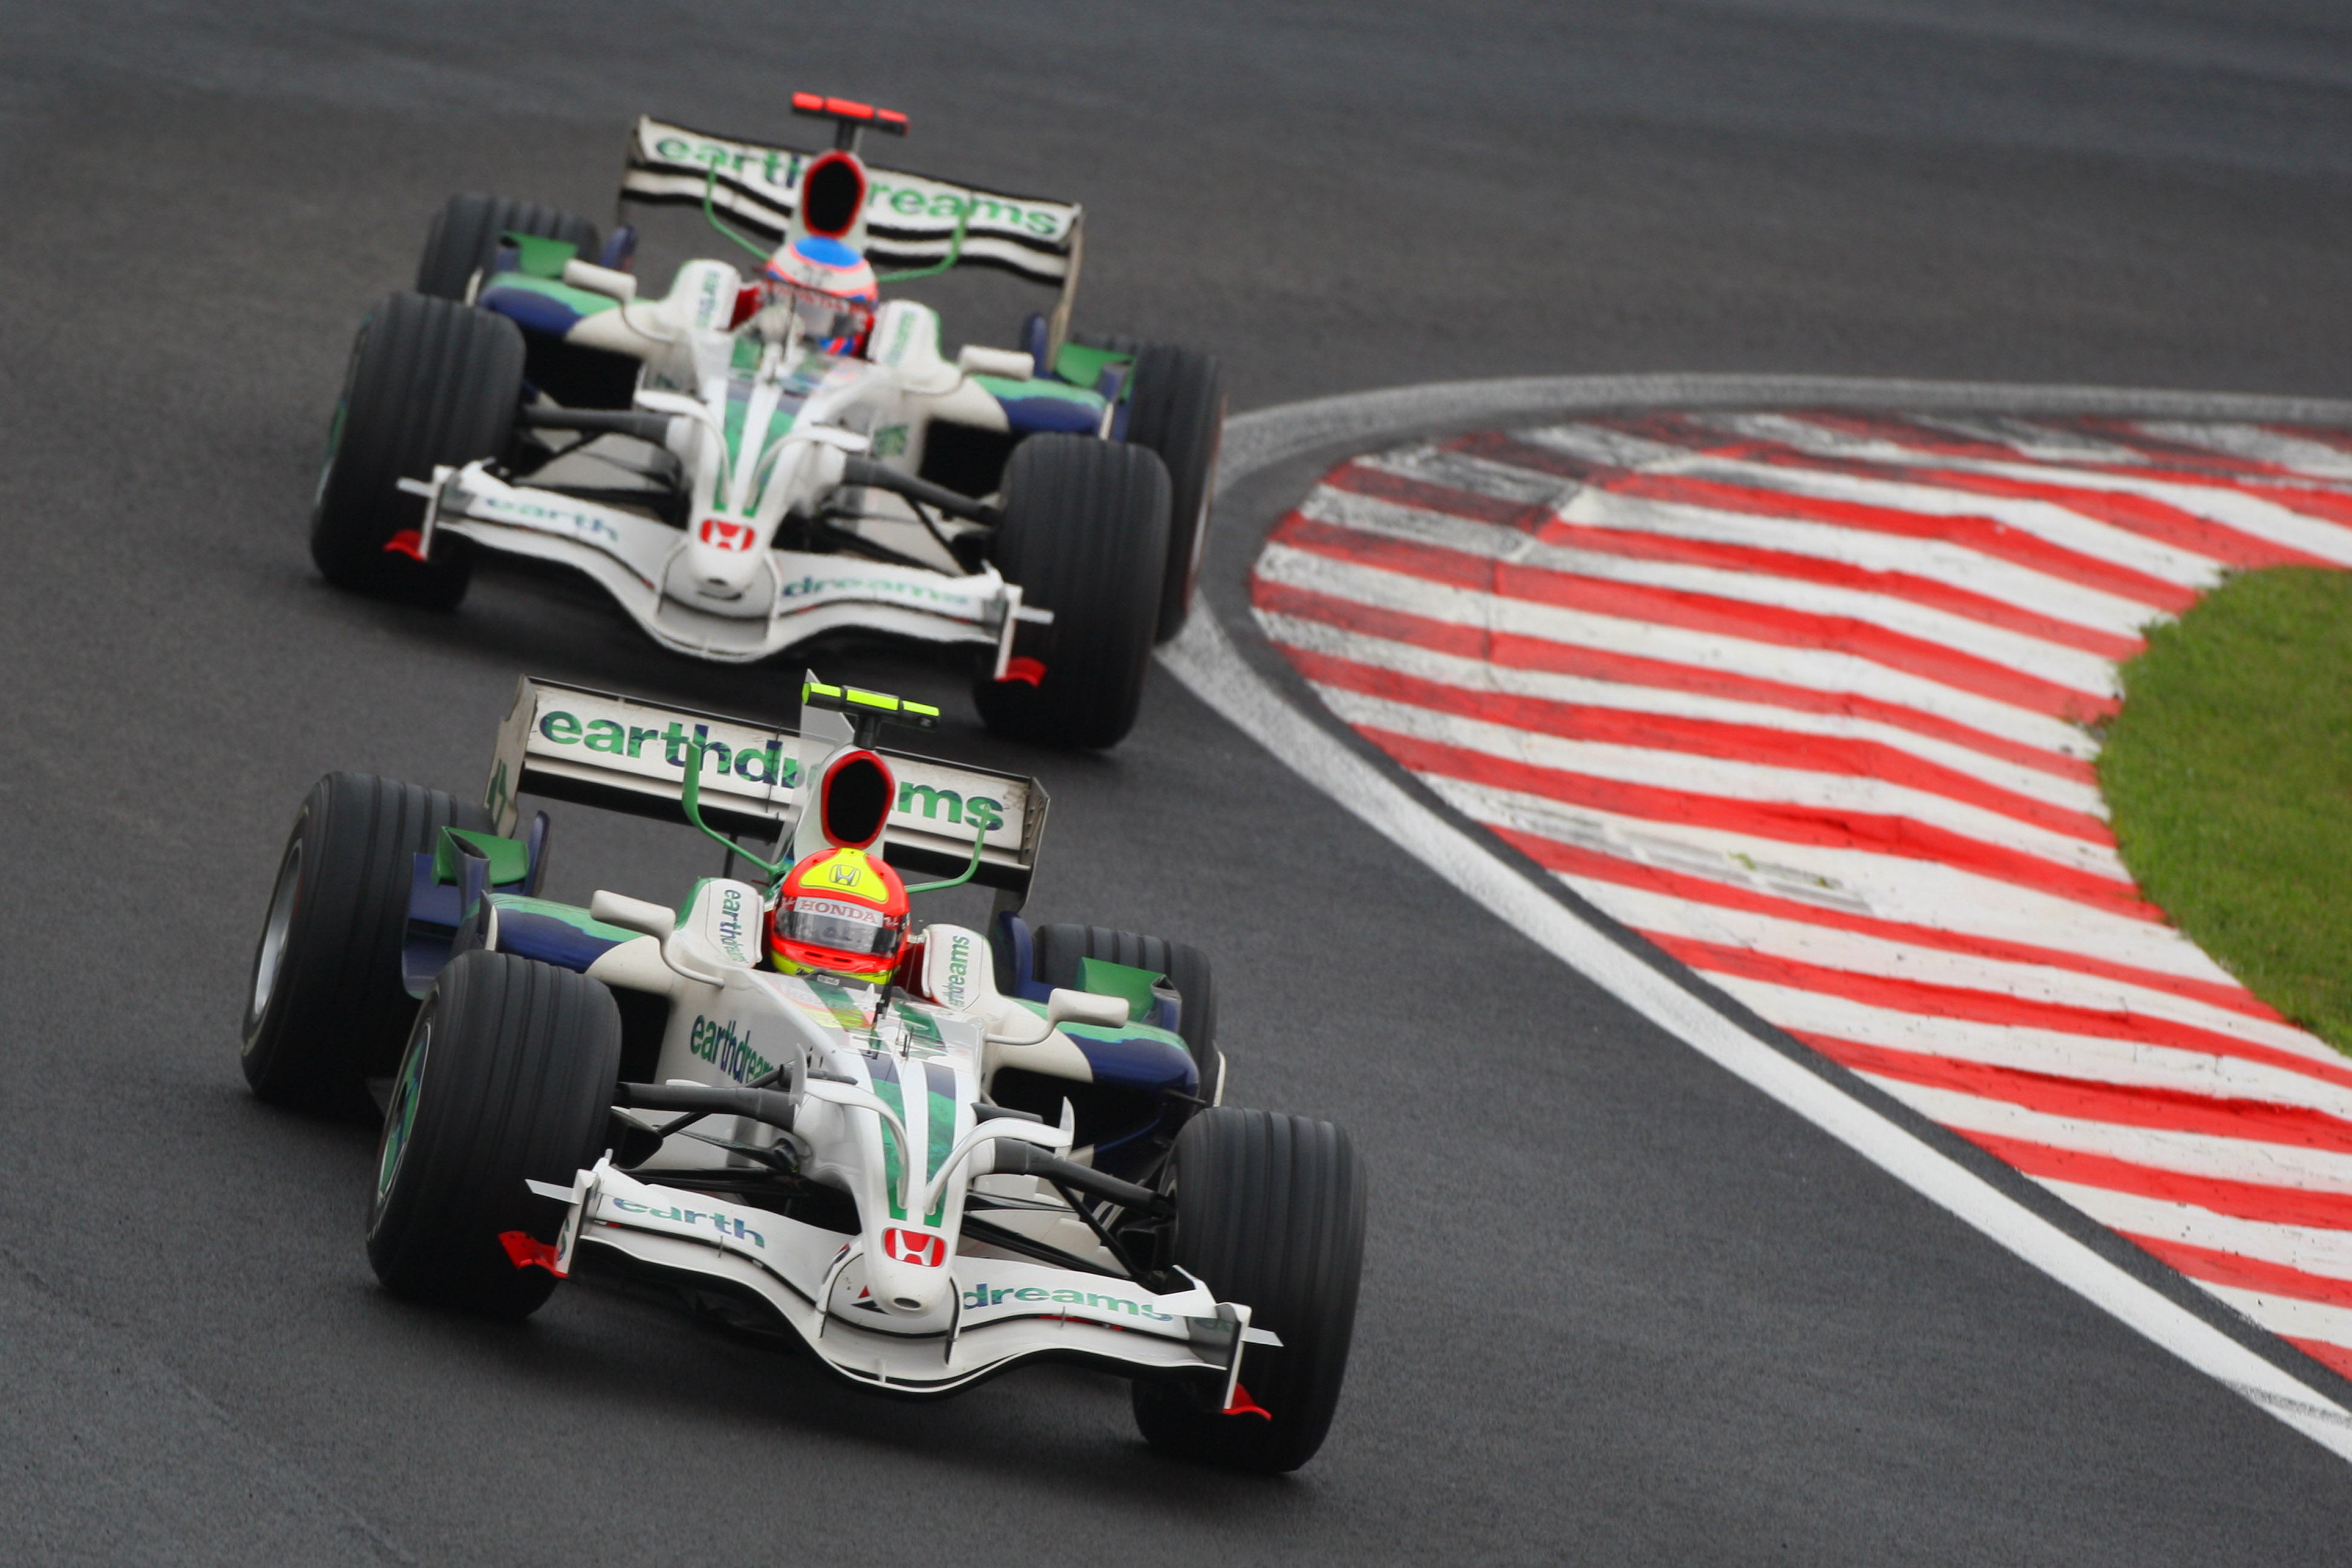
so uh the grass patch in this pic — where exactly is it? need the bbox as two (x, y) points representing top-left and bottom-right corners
(2100, 567), (2352, 1053)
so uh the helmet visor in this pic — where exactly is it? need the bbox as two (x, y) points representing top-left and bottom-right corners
(764, 279), (874, 347)
(776, 895), (903, 958)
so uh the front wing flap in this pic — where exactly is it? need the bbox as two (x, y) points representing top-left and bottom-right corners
(538, 1163), (1275, 1396)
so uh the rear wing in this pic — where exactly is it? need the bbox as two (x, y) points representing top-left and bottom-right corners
(619, 116), (1084, 339)
(483, 677), (1047, 905)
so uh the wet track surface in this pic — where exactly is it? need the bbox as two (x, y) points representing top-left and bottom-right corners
(8, 3), (2352, 1562)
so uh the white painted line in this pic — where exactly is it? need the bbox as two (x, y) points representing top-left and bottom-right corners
(1253, 543), (2097, 753)
(1867, 1077), (2352, 1195)
(1258, 610), (2106, 809)
(1298, 482), (2128, 691)
(1308, 685), (2126, 875)
(2040, 1179), (2352, 1284)
(1170, 374), (2352, 1462)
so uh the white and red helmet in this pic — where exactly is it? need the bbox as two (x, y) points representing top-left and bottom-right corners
(762, 234), (879, 354)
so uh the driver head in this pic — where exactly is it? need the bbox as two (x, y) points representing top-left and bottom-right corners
(768, 846), (907, 982)
(762, 235), (879, 354)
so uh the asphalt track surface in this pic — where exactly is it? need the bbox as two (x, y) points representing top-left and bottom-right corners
(10, 2), (2352, 1563)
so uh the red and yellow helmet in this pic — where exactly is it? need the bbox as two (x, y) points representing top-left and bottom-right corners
(768, 846), (907, 981)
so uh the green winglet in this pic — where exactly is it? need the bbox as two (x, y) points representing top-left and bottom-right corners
(503, 232), (579, 279)
(1076, 958), (1166, 1021)
(1051, 341), (1135, 396)
(434, 827), (531, 887)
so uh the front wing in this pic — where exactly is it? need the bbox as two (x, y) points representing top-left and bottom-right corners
(403, 463), (1021, 667)
(528, 1162), (1276, 1398)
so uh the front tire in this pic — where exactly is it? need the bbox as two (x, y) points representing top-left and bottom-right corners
(973, 434), (1170, 749)
(310, 292), (523, 608)
(367, 950), (621, 1318)
(1131, 1108), (1366, 1473)
(1123, 345), (1224, 643)
(241, 773), (490, 1116)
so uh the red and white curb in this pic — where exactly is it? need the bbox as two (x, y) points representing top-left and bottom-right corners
(1165, 374), (2352, 1462)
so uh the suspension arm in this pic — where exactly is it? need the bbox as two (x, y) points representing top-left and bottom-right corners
(840, 457), (1003, 526)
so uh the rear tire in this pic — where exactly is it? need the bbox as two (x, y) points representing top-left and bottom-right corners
(366, 950), (621, 1318)
(310, 292), (523, 607)
(1068, 328), (1142, 358)
(1131, 1108), (1366, 1472)
(1123, 345), (1224, 643)
(241, 773), (491, 1116)
(416, 193), (599, 301)
(973, 433), (1170, 749)
(1033, 923), (1223, 1102)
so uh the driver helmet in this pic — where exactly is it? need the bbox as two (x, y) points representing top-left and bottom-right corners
(768, 846), (907, 981)
(762, 235), (880, 354)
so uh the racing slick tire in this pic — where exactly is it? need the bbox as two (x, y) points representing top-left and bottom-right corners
(1068, 329), (1142, 358)
(973, 433), (1171, 749)
(1033, 924), (1224, 1103)
(366, 949), (621, 1319)
(1130, 1108), (1366, 1473)
(1122, 345), (1225, 643)
(241, 773), (491, 1116)
(310, 292), (523, 608)
(415, 193), (600, 302)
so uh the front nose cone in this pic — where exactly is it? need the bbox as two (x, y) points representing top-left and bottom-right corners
(867, 1239), (952, 1316)
(685, 520), (763, 593)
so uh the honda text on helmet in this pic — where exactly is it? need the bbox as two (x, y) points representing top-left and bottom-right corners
(768, 846), (908, 981)
(760, 234), (880, 355)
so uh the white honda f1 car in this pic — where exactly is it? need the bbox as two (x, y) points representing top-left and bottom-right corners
(240, 676), (1363, 1471)
(309, 96), (1224, 749)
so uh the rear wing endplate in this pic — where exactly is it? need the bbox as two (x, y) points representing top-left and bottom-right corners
(619, 116), (1085, 343)
(484, 678), (1047, 904)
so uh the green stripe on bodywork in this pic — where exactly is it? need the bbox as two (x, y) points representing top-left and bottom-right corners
(972, 374), (1105, 410)
(754, 407), (799, 482)
(1057, 1019), (1187, 1049)
(482, 895), (638, 944)
(871, 1070), (908, 1221)
(721, 382), (750, 491)
(924, 1062), (956, 1227)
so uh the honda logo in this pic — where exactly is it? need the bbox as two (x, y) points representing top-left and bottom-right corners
(698, 517), (755, 552)
(882, 1228), (946, 1267)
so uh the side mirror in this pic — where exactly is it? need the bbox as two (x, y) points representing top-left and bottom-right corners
(1045, 988), (1128, 1029)
(590, 889), (677, 938)
(956, 344), (1034, 381)
(562, 257), (638, 302)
